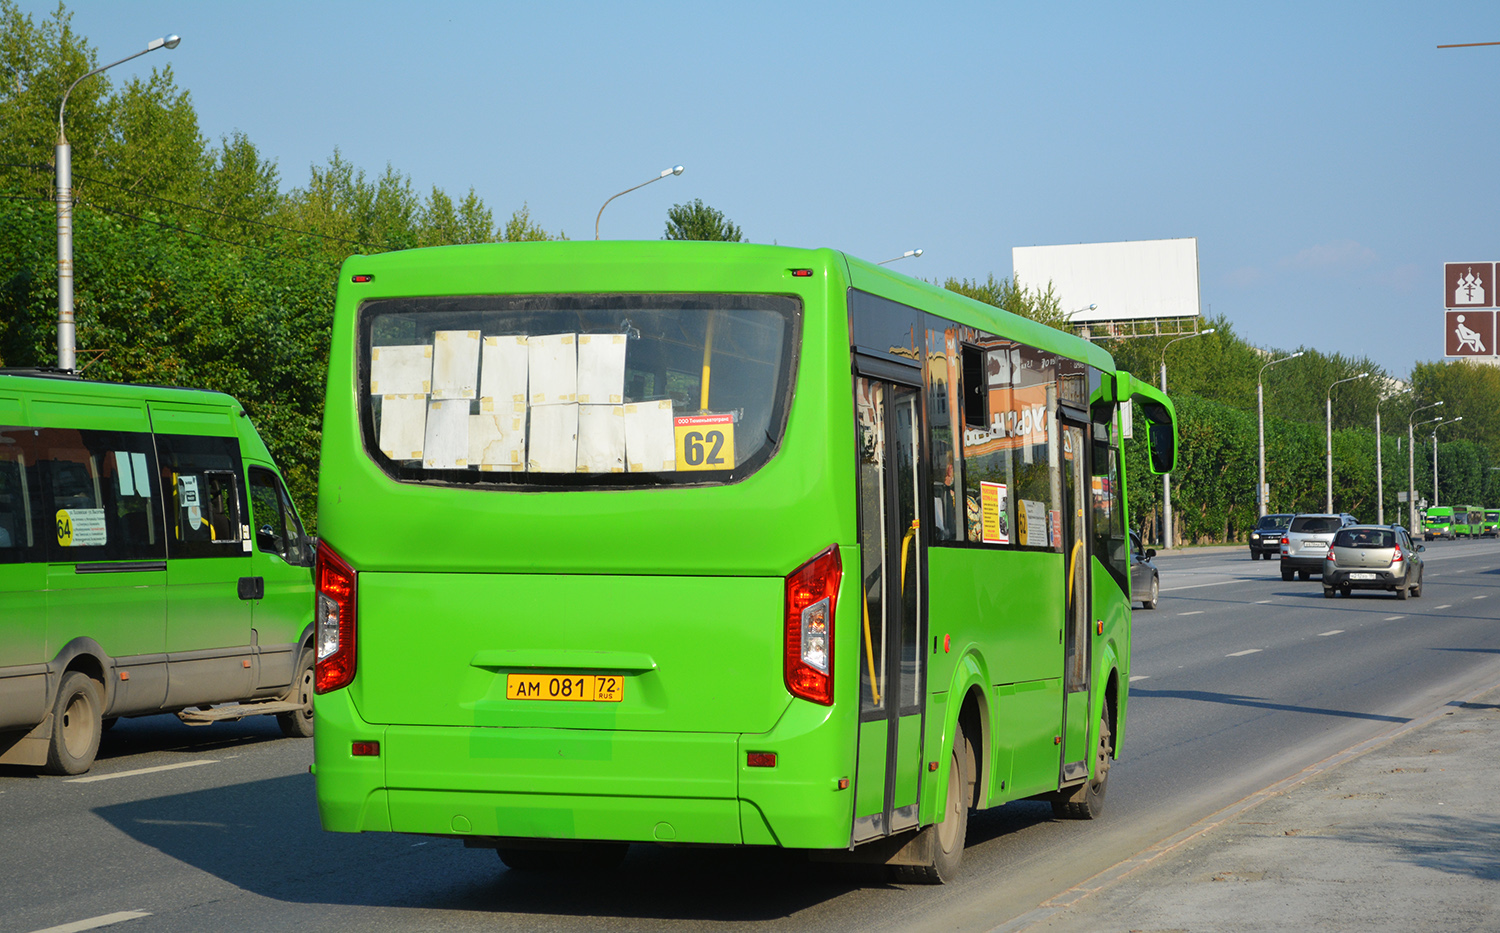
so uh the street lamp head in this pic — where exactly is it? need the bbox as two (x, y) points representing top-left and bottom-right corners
(1292, 351), (1305, 358)
(661, 165), (684, 178)
(147, 35), (181, 52)
(1203, 328), (1216, 335)
(165, 35), (181, 49)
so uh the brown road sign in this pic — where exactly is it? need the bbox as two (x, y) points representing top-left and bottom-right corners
(1446, 309), (1495, 356)
(1446, 262), (1495, 308)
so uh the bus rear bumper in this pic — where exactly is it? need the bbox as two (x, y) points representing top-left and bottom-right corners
(314, 688), (853, 849)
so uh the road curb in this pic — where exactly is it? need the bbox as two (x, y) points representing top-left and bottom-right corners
(985, 676), (1500, 933)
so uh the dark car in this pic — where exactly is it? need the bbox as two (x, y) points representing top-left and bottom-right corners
(1322, 525), (1425, 599)
(1249, 513), (1293, 560)
(1130, 531), (1159, 610)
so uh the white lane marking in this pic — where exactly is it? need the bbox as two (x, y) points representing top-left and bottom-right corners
(1254, 599), (1274, 604)
(27, 911), (151, 933)
(1161, 579), (1242, 593)
(67, 760), (216, 784)
(1474, 595), (1488, 600)
(1178, 610), (1205, 616)
(1317, 630), (1344, 636)
(1435, 604), (1453, 610)
(1129, 675), (1150, 682)
(1226, 649), (1263, 657)
(1384, 616), (1406, 621)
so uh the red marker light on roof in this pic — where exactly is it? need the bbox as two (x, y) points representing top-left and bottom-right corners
(791, 269), (813, 277)
(351, 274), (374, 283)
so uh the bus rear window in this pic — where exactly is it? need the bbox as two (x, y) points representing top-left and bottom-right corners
(358, 294), (799, 488)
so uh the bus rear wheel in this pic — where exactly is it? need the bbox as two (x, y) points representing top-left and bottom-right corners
(891, 722), (970, 884)
(44, 671), (104, 776)
(1052, 710), (1111, 820)
(277, 647), (315, 738)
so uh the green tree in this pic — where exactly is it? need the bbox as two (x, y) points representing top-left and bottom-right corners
(664, 199), (743, 242)
(942, 274), (1068, 330)
(502, 202), (565, 242)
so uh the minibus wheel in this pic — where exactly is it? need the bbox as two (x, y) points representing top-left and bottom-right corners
(1052, 710), (1111, 820)
(891, 722), (970, 884)
(278, 648), (315, 738)
(45, 671), (103, 775)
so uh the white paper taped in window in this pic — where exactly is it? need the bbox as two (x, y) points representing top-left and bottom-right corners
(370, 345), (433, 396)
(379, 395), (428, 460)
(115, 450), (134, 498)
(424, 400), (471, 469)
(131, 451), (151, 497)
(528, 403), (578, 473)
(528, 333), (577, 405)
(469, 403), (527, 471)
(431, 330), (481, 400)
(577, 334), (627, 405)
(577, 405), (626, 473)
(624, 400), (676, 473)
(480, 335), (529, 404)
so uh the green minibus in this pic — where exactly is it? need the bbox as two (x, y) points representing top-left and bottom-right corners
(1422, 506), (1454, 541)
(311, 241), (1177, 882)
(0, 372), (317, 774)
(1453, 505), (1484, 538)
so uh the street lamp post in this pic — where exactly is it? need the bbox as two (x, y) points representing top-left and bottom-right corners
(1433, 417), (1464, 505)
(1325, 372), (1370, 512)
(594, 165), (683, 240)
(1256, 351), (1303, 517)
(877, 249), (923, 265)
(1158, 328), (1216, 547)
(1407, 401), (1443, 529)
(56, 34), (180, 372)
(1374, 387), (1410, 526)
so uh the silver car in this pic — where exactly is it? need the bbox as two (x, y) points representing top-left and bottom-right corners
(1279, 513), (1357, 581)
(1322, 525), (1424, 599)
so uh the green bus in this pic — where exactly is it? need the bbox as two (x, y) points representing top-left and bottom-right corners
(1452, 505), (1484, 539)
(1483, 510), (1500, 538)
(0, 372), (317, 775)
(1422, 506), (1455, 541)
(311, 241), (1177, 881)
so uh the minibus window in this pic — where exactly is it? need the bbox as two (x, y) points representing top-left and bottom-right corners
(358, 294), (799, 489)
(156, 434), (247, 559)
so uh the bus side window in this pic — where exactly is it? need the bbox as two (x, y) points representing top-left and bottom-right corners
(1091, 420), (1128, 594)
(156, 435), (247, 559)
(249, 467), (309, 565)
(0, 437), (33, 556)
(36, 428), (163, 563)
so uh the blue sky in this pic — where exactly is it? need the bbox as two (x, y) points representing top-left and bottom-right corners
(25, 1), (1500, 378)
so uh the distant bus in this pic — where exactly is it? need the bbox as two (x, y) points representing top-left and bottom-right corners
(1484, 510), (1500, 538)
(1422, 506), (1455, 541)
(1452, 505), (1484, 539)
(0, 372), (316, 775)
(311, 242), (1178, 882)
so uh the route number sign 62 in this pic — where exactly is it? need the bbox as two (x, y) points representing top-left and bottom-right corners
(674, 413), (735, 471)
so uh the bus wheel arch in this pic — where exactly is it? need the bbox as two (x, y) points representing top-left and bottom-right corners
(957, 686), (986, 810)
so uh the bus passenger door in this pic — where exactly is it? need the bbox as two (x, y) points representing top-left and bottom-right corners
(852, 376), (927, 843)
(1059, 420), (1092, 784)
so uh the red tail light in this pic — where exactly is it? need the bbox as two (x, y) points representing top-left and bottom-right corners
(784, 546), (842, 706)
(1392, 545), (1403, 562)
(315, 540), (358, 694)
(1281, 536), (1289, 545)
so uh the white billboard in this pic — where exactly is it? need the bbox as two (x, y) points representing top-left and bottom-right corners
(1011, 238), (1200, 323)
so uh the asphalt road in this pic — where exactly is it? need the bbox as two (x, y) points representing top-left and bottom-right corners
(6, 538), (1500, 933)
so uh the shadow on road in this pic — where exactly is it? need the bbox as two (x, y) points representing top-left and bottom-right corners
(93, 773), (881, 921)
(1130, 687), (1411, 723)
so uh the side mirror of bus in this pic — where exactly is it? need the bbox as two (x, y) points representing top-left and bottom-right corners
(1148, 420), (1175, 474)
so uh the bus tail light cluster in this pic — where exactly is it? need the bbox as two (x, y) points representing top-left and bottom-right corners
(315, 540), (358, 694)
(784, 546), (841, 706)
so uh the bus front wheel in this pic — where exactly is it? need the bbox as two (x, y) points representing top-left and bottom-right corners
(1051, 710), (1111, 820)
(44, 671), (104, 776)
(278, 647), (316, 738)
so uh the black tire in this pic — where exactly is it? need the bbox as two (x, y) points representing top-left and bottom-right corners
(1250, 551), (1259, 561)
(1323, 586), (1335, 599)
(277, 647), (316, 738)
(1395, 583), (1408, 600)
(497, 841), (629, 873)
(1411, 572), (1423, 598)
(1281, 566), (1293, 581)
(1052, 708), (1111, 820)
(891, 723), (971, 884)
(44, 671), (104, 776)
(1141, 575), (1159, 611)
